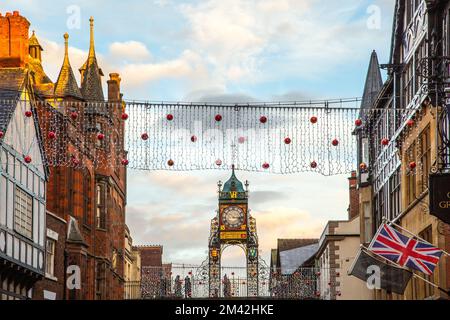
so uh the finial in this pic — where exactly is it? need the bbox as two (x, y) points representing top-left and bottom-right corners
(32, 30), (35, 36)
(88, 16), (95, 57)
(64, 33), (69, 56)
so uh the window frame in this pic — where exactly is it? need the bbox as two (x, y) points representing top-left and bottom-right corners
(13, 186), (33, 240)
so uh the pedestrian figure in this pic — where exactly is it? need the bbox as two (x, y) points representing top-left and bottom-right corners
(223, 274), (231, 298)
(174, 275), (182, 298)
(184, 276), (192, 298)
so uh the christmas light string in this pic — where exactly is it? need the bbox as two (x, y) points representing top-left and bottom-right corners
(0, 98), (433, 176)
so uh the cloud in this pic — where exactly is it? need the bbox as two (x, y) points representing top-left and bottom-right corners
(109, 41), (152, 62)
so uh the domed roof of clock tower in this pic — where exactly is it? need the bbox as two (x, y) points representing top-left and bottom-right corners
(222, 165), (245, 193)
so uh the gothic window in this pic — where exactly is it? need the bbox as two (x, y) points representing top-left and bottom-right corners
(83, 171), (92, 225)
(96, 183), (106, 229)
(14, 186), (33, 239)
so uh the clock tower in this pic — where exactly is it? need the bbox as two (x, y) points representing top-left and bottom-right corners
(208, 166), (259, 297)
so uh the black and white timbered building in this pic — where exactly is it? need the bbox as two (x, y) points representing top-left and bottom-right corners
(0, 69), (48, 300)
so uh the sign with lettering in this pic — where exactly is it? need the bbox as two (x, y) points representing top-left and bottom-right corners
(220, 231), (247, 240)
(429, 174), (450, 224)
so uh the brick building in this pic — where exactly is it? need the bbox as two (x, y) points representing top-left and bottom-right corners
(0, 11), (128, 299)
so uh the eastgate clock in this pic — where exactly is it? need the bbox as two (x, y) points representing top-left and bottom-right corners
(222, 206), (245, 228)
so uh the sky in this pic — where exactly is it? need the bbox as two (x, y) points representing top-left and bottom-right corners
(1, 0), (395, 266)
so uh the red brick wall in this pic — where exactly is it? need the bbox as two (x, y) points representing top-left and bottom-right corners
(33, 213), (67, 300)
(0, 11), (30, 67)
(137, 246), (163, 267)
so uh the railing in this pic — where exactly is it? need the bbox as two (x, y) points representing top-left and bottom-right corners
(124, 265), (320, 300)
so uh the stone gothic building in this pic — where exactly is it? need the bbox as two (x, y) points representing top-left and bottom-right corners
(0, 11), (127, 299)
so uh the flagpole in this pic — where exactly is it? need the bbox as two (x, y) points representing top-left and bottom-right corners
(361, 246), (450, 296)
(382, 218), (450, 257)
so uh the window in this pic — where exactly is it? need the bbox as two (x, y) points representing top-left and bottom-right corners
(83, 171), (91, 225)
(112, 250), (117, 271)
(46, 238), (56, 277)
(390, 169), (402, 219)
(14, 187), (33, 239)
(402, 62), (414, 108)
(406, 142), (417, 205)
(96, 123), (104, 148)
(96, 183), (106, 229)
(363, 202), (372, 244)
(417, 226), (434, 298)
(418, 126), (431, 193)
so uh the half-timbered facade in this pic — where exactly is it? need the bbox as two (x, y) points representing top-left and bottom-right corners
(356, 0), (450, 300)
(0, 70), (48, 299)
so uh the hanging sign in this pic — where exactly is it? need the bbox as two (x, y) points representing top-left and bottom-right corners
(429, 173), (450, 224)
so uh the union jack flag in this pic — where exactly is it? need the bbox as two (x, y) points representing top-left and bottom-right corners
(369, 224), (443, 275)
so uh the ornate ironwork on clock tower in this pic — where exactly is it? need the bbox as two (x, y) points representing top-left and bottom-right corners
(207, 165), (259, 297)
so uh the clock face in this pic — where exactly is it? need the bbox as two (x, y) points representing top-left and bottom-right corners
(222, 206), (245, 229)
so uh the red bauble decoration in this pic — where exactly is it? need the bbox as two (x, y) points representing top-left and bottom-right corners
(381, 138), (389, 146)
(191, 135), (197, 143)
(336, 272), (340, 277)
(72, 157), (80, 166)
(262, 162), (270, 169)
(337, 292), (342, 297)
(316, 271), (321, 276)
(215, 114), (222, 122)
(328, 282), (332, 286)
(48, 131), (56, 139)
(166, 114), (174, 121)
(141, 133), (149, 140)
(260, 116), (267, 123)
(121, 113), (129, 120)
(409, 161), (417, 170)
(0, 131), (4, 139)
(238, 136), (246, 144)
(355, 119), (363, 127)
(97, 133), (105, 140)
(25, 110), (32, 118)
(332, 138), (339, 146)
(284, 137), (291, 145)
(315, 291), (321, 297)
(310, 116), (318, 124)
(215, 159), (222, 166)
(167, 159), (174, 167)
(310, 161), (318, 169)
(70, 112), (78, 120)
(121, 159), (129, 166)
(24, 155), (32, 164)
(407, 119), (415, 127)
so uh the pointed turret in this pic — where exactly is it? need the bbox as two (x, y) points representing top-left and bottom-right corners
(27, 30), (53, 94)
(29, 30), (43, 61)
(79, 17), (104, 101)
(360, 50), (383, 111)
(54, 33), (82, 99)
(222, 165), (245, 193)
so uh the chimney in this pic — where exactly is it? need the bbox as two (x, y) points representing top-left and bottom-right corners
(107, 73), (121, 102)
(0, 11), (30, 68)
(348, 170), (359, 220)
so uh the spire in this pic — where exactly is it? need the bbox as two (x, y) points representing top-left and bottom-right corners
(54, 33), (83, 99)
(360, 50), (383, 111)
(222, 165), (245, 193)
(88, 16), (95, 59)
(79, 16), (104, 101)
